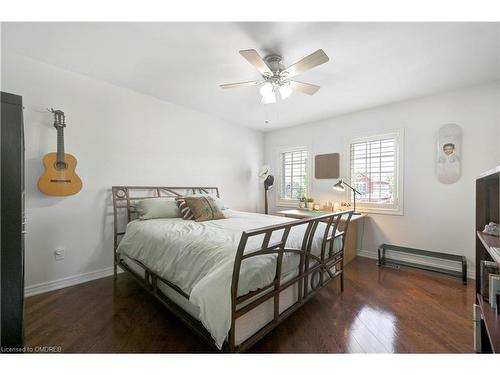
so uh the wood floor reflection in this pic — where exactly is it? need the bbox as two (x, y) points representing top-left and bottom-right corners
(24, 257), (474, 353)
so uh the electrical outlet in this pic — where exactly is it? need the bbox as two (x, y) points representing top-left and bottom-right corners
(54, 248), (65, 261)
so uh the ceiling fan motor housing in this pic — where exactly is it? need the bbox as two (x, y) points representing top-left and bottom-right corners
(263, 54), (291, 93)
(264, 54), (285, 77)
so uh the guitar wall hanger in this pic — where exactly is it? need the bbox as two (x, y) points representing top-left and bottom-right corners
(38, 108), (83, 196)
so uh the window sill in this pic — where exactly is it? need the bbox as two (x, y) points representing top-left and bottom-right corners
(276, 199), (300, 208)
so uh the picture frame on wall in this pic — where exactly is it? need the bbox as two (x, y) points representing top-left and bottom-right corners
(436, 123), (462, 184)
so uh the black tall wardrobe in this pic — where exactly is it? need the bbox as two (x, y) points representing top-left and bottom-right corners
(0, 91), (25, 351)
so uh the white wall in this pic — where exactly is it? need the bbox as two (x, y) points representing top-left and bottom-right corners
(1, 53), (264, 294)
(264, 82), (500, 276)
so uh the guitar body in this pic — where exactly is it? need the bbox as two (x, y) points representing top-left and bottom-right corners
(38, 152), (82, 196)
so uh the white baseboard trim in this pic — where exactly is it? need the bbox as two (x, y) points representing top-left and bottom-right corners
(25, 266), (123, 297)
(357, 248), (475, 280)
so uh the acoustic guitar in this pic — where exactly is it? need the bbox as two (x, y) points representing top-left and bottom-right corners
(38, 109), (82, 196)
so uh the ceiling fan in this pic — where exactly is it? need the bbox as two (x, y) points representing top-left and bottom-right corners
(220, 49), (329, 104)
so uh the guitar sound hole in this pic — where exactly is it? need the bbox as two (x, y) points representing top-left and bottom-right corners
(54, 161), (67, 170)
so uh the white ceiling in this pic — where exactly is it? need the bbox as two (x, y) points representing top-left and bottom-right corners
(2, 22), (499, 131)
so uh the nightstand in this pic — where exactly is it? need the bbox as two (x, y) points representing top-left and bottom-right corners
(275, 209), (367, 265)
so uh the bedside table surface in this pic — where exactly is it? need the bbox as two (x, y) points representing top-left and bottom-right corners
(275, 209), (367, 221)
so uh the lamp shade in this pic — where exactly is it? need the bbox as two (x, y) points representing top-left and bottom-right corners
(332, 179), (345, 191)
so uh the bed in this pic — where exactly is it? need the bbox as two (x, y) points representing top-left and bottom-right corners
(112, 186), (353, 352)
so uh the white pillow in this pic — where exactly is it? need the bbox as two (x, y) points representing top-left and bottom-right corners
(136, 198), (181, 220)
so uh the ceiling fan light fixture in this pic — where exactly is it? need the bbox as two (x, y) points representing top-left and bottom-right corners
(259, 82), (273, 97)
(261, 91), (276, 104)
(279, 83), (293, 100)
(260, 82), (277, 104)
(221, 48), (329, 104)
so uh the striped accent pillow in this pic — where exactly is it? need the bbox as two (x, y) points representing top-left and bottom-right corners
(183, 196), (225, 222)
(175, 198), (194, 220)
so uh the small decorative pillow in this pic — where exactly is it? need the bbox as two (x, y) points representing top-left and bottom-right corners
(185, 193), (228, 211)
(175, 197), (195, 220)
(183, 196), (225, 222)
(136, 198), (181, 220)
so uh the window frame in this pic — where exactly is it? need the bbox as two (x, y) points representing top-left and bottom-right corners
(346, 129), (404, 215)
(276, 146), (311, 207)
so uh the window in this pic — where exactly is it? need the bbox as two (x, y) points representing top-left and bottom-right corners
(278, 147), (309, 205)
(348, 130), (403, 215)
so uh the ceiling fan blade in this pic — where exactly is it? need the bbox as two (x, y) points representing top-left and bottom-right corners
(219, 80), (262, 89)
(239, 49), (273, 76)
(289, 80), (321, 95)
(282, 49), (329, 78)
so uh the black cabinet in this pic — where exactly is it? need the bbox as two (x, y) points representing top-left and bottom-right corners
(0, 92), (25, 351)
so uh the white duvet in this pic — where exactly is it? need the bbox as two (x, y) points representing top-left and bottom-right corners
(116, 209), (340, 349)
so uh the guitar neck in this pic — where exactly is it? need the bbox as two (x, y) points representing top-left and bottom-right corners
(56, 127), (65, 163)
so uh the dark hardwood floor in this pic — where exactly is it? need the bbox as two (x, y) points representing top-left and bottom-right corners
(24, 257), (475, 353)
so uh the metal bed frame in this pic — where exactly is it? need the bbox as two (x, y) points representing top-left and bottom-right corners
(112, 186), (353, 352)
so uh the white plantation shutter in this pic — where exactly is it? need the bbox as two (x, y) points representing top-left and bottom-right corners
(279, 148), (308, 201)
(348, 131), (403, 214)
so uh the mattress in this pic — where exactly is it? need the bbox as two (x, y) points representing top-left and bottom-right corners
(121, 256), (300, 347)
(116, 209), (341, 348)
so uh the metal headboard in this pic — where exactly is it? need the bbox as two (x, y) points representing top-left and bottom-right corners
(111, 186), (220, 251)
